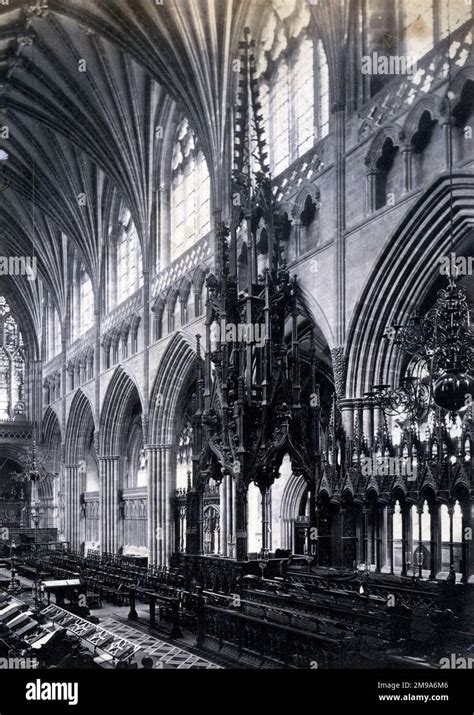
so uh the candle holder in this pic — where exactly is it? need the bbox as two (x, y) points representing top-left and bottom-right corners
(7, 541), (21, 594)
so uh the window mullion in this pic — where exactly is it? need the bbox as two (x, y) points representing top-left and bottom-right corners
(289, 52), (297, 164)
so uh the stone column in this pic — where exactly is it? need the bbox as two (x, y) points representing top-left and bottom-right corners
(333, 103), (346, 345)
(402, 145), (413, 193)
(339, 399), (355, 440)
(467, 500), (474, 584)
(99, 456), (121, 554)
(147, 445), (175, 567)
(401, 503), (409, 577)
(227, 474), (234, 558)
(448, 501), (455, 569)
(442, 115), (453, 172)
(460, 503), (469, 583)
(362, 507), (369, 566)
(147, 445), (159, 566)
(234, 479), (248, 561)
(366, 169), (377, 213)
(387, 504), (394, 574)
(417, 505), (423, 578)
(362, 399), (374, 448)
(292, 218), (302, 259)
(219, 477), (228, 557)
(429, 501), (439, 580)
(375, 505), (382, 573)
(64, 464), (80, 552)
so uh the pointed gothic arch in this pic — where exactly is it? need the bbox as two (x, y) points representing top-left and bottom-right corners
(64, 390), (95, 465)
(99, 367), (144, 456)
(149, 332), (197, 446)
(345, 174), (474, 399)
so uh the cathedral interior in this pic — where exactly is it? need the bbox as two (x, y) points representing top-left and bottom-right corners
(0, 0), (472, 672)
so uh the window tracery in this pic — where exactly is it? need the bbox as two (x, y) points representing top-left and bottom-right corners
(0, 297), (25, 419)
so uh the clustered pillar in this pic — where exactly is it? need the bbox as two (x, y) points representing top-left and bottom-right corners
(99, 456), (121, 553)
(147, 445), (174, 567)
(64, 464), (80, 552)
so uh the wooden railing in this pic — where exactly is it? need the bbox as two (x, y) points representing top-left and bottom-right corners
(197, 604), (353, 668)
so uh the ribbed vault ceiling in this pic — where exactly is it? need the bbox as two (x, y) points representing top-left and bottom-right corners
(0, 0), (348, 349)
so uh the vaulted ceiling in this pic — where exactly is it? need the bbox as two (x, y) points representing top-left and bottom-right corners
(0, 0), (349, 350)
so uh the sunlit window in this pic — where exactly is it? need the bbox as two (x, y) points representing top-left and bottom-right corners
(172, 171), (185, 256)
(403, 2), (434, 61)
(260, 35), (330, 176)
(171, 118), (211, 261)
(293, 37), (315, 156)
(271, 61), (290, 175)
(402, 1), (470, 62)
(439, 0), (472, 38)
(53, 308), (62, 356)
(317, 40), (329, 138)
(80, 269), (94, 335)
(0, 297), (25, 419)
(46, 303), (62, 360)
(197, 151), (211, 236)
(118, 222), (143, 303)
(441, 501), (463, 542)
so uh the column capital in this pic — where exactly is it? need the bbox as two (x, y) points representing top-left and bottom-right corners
(147, 443), (173, 451)
(339, 398), (358, 410)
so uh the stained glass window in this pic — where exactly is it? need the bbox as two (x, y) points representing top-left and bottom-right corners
(0, 298), (25, 419)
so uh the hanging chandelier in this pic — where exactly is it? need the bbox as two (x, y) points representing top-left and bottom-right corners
(11, 427), (57, 508)
(375, 273), (473, 417)
(371, 374), (431, 422)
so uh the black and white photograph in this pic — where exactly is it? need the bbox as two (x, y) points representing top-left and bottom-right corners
(0, 0), (472, 709)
